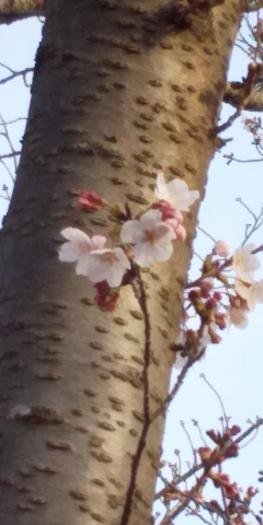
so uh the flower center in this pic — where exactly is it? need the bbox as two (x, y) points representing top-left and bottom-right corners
(102, 251), (118, 265)
(144, 229), (158, 244)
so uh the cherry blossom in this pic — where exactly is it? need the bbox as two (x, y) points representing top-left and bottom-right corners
(228, 304), (249, 329)
(84, 247), (131, 287)
(121, 209), (175, 267)
(236, 279), (263, 310)
(213, 240), (231, 257)
(59, 228), (106, 275)
(154, 172), (199, 212)
(233, 244), (261, 281)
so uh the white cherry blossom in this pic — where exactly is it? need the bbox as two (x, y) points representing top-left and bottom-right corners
(121, 209), (175, 267)
(154, 172), (199, 212)
(228, 305), (249, 329)
(85, 247), (131, 287)
(213, 240), (231, 257)
(235, 279), (263, 310)
(59, 227), (106, 276)
(233, 244), (260, 281)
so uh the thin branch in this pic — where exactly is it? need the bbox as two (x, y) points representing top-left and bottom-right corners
(0, 65), (34, 86)
(215, 108), (241, 134)
(120, 267), (151, 525)
(0, 150), (21, 160)
(200, 374), (229, 429)
(224, 152), (263, 163)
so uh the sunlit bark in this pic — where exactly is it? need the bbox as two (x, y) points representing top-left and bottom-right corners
(0, 0), (43, 23)
(0, 1), (242, 524)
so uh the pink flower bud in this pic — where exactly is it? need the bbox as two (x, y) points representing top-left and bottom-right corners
(152, 200), (184, 221)
(94, 281), (119, 312)
(213, 240), (231, 257)
(208, 327), (221, 344)
(78, 191), (105, 212)
(200, 287), (210, 299)
(205, 298), (217, 310)
(188, 289), (201, 301)
(213, 291), (222, 301)
(166, 219), (186, 240)
(214, 312), (227, 330)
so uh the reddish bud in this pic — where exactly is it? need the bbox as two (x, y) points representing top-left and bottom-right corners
(206, 429), (220, 444)
(210, 472), (240, 498)
(208, 326), (221, 344)
(94, 281), (119, 312)
(152, 200), (183, 221)
(200, 287), (210, 299)
(78, 191), (105, 212)
(224, 443), (239, 458)
(205, 298), (218, 310)
(214, 312), (227, 330)
(230, 425), (241, 436)
(246, 486), (258, 499)
(198, 447), (212, 464)
(188, 289), (201, 301)
(213, 291), (222, 301)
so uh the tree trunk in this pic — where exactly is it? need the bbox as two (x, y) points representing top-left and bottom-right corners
(0, 1), (241, 524)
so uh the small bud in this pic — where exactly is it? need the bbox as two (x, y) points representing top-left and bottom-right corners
(230, 424), (241, 435)
(94, 281), (119, 312)
(213, 240), (231, 257)
(78, 190), (106, 212)
(188, 289), (201, 301)
(205, 298), (217, 310)
(213, 291), (222, 301)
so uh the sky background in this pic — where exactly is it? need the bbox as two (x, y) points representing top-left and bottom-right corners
(0, 14), (263, 524)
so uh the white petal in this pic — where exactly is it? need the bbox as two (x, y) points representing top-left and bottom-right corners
(140, 209), (162, 228)
(114, 248), (131, 270)
(75, 254), (93, 276)
(86, 256), (108, 283)
(149, 242), (173, 262)
(59, 242), (79, 262)
(133, 243), (155, 266)
(248, 280), (263, 309)
(107, 266), (125, 287)
(133, 240), (173, 266)
(90, 235), (107, 250)
(121, 220), (140, 243)
(154, 223), (176, 242)
(167, 178), (189, 195)
(61, 227), (91, 244)
(155, 172), (170, 201)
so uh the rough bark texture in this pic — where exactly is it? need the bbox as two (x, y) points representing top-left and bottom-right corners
(0, 0), (43, 23)
(0, 1), (241, 524)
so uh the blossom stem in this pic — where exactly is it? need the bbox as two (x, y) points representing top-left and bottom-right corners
(120, 267), (151, 525)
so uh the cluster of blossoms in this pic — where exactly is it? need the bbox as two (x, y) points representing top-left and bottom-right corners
(59, 173), (199, 310)
(198, 426), (259, 525)
(243, 116), (263, 151)
(158, 424), (260, 525)
(174, 240), (263, 367)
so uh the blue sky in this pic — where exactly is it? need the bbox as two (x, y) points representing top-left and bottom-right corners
(0, 15), (263, 524)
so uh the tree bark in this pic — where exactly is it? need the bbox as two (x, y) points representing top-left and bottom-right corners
(0, 1), (241, 524)
(0, 0), (43, 23)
